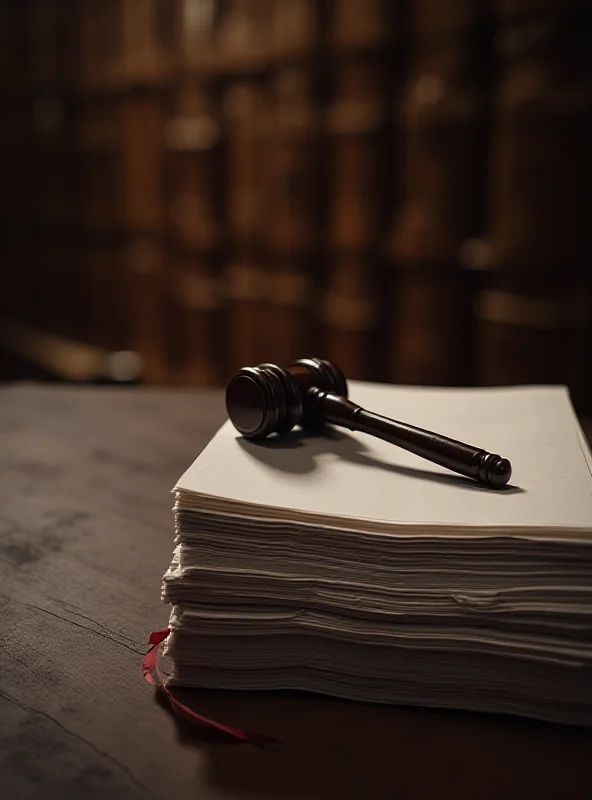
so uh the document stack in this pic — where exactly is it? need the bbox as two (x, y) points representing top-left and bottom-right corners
(162, 382), (592, 725)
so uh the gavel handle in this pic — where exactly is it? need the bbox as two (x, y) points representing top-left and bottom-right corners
(309, 389), (512, 489)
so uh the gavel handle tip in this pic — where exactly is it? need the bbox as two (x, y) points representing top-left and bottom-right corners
(479, 454), (512, 489)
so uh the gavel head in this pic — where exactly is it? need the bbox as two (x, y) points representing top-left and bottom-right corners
(226, 358), (348, 439)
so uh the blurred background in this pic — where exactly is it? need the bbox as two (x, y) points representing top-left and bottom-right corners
(0, 0), (591, 410)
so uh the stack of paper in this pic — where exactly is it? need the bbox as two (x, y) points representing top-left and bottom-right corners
(161, 383), (592, 725)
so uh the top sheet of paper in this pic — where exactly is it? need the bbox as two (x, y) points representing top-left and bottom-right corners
(175, 383), (592, 534)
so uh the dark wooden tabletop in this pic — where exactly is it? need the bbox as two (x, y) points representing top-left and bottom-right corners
(1, 383), (591, 800)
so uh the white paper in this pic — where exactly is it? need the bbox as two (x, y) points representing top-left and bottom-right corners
(175, 383), (592, 535)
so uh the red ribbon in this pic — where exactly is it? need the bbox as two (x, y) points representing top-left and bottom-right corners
(142, 629), (280, 749)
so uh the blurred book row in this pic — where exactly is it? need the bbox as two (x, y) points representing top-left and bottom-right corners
(0, 0), (591, 410)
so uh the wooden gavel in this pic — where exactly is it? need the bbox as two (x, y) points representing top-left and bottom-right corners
(225, 358), (512, 489)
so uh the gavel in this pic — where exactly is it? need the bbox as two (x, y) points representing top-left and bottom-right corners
(225, 357), (512, 489)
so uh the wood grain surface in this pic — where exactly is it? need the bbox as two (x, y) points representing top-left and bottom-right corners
(0, 383), (591, 800)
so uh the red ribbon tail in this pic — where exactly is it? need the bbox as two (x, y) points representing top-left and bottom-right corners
(142, 629), (281, 749)
(141, 629), (169, 686)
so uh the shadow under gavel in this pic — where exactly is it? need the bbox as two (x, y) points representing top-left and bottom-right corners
(225, 358), (512, 490)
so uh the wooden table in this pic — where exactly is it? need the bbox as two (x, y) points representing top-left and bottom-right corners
(1, 383), (591, 800)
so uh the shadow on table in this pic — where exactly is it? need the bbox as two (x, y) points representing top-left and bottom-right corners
(155, 688), (592, 800)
